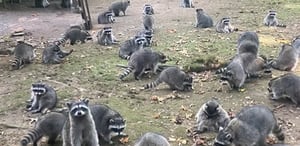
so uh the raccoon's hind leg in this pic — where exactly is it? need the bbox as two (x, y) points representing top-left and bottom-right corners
(47, 134), (58, 145)
(134, 66), (145, 80)
(273, 124), (285, 141)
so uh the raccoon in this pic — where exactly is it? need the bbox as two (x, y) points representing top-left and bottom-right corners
(119, 48), (167, 80)
(195, 8), (213, 28)
(214, 105), (285, 146)
(90, 104), (127, 144)
(292, 35), (300, 55)
(62, 99), (99, 146)
(119, 36), (146, 60)
(237, 31), (259, 56)
(143, 66), (193, 91)
(143, 4), (154, 15)
(136, 29), (153, 47)
(268, 73), (300, 105)
(134, 132), (170, 146)
(143, 14), (154, 33)
(216, 54), (249, 90)
(11, 41), (35, 70)
(246, 55), (272, 78)
(97, 26), (118, 46)
(98, 11), (115, 24)
(181, 0), (193, 8)
(109, 0), (130, 16)
(195, 99), (230, 133)
(26, 82), (57, 114)
(216, 17), (235, 33)
(263, 10), (286, 27)
(42, 43), (73, 64)
(20, 112), (67, 146)
(63, 27), (92, 45)
(269, 44), (298, 71)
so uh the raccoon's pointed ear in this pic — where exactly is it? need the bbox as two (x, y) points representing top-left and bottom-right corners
(109, 119), (115, 123)
(219, 127), (224, 132)
(66, 102), (73, 109)
(82, 98), (89, 105)
(123, 119), (126, 123)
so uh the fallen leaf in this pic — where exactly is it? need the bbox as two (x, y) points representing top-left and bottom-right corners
(119, 136), (129, 144)
(153, 113), (161, 119)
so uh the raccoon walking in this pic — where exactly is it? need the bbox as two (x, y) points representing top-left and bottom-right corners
(109, 0), (130, 16)
(119, 36), (146, 60)
(27, 82), (57, 114)
(195, 8), (213, 28)
(97, 26), (118, 46)
(90, 104), (127, 144)
(62, 27), (92, 45)
(195, 99), (230, 133)
(20, 112), (67, 146)
(42, 43), (73, 64)
(98, 11), (115, 24)
(216, 17), (235, 33)
(269, 44), (298, 71)
(134, 132), (170, 146)
(268, 73), (300, 105)
(11, 41), (35, 70)
(119, 48), (167, 80)
(263, 10), (286, 27)
(214, 105), (285, 146)
(143, 66), (193, 91)
(62, 99), (99, 146)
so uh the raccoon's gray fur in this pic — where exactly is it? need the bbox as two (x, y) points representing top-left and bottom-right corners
(270, 44), (298, 71)
(180, 0), (193, 8)
(263, 10), (286, 27)
(143, 4), (154, 15)
(292, 35), (300, 56)
(216, 17), (235, 33)
(42, 43), (73, 64)
(97, 26), (118, 46)
(237, 31), (259, 56)
(246, 56), (272, 78)
(195, 8), (213, 28)
(195, 99), (230, 133)
(62, 99), (99, 146)
(119, 36), (146, 60)
(134, 132), (170, 146)
(90, 104), (127, 144)
(143, 66), (193, 91)
(136, 29), (153, 47)
(63, 27), (92, 45)
(216, 53), (254, 90)
(143, 14), (154, 33)
(119, 48), (167, 80)
(20, 112), (67, 146)
(268, 73), (300, 105)
(109, 0), (130, 16)
(214, 105), (284, 146)
(26, 82), (57, 114)
(98, 11), (115, 24)
(11, 42), (35, 70)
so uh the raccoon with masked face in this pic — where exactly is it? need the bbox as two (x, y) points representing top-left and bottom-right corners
(119, 36), (146, 60)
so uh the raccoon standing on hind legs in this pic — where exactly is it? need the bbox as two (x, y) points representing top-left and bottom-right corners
(143, 66), (193, 91)
(214, 105), (284, 146)
(11, 41), (36, 70)
(62, 98), (99, 146)
(143, 13), (154, 33)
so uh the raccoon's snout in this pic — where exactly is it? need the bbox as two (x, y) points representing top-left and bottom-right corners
(75, 111), (85, 116)
(86, 35), (93, 41)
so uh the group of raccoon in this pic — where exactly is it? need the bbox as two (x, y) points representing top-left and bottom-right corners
(10, 25), (93, 70)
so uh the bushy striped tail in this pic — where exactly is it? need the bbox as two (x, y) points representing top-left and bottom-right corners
(11, 56), (24, 70)
(119, 54), (131, 60)
(273, 124), (285, 141)
(119, 66), (134, 80)
(215, 67), (227, 74)
(144, 78), (163, 89)
(54, 37), (67, 46)
(20, 128), (43, 146)
(276, 24), (287, 28)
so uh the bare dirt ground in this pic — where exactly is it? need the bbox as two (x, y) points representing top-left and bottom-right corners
(1, 0), (300, 146)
